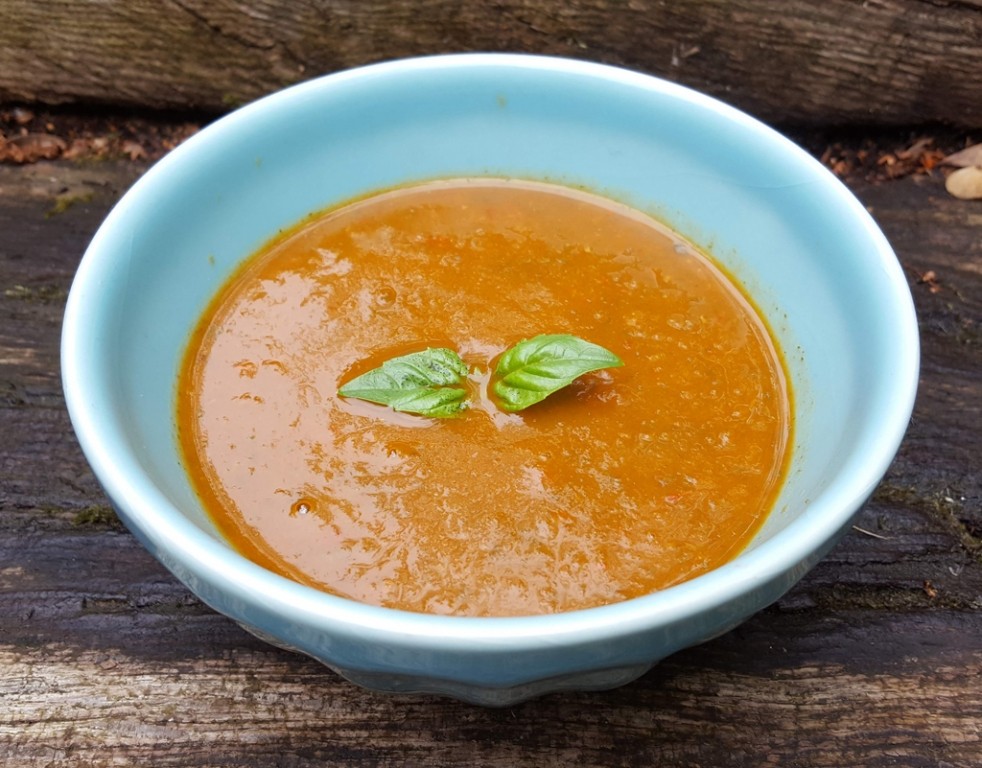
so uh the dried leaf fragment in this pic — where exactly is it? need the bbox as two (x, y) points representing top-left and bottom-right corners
(0, 132), (66, 163)
(12, 107), (34, 126)
(917, 270), (941, 294)
(942, 143), (982, 168)
(945, 166), (982, 200)
(896, 137), (933, 161)
(121, 140), (147, 161)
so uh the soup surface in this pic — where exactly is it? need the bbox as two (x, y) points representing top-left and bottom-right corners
(178, 179), (791, 616)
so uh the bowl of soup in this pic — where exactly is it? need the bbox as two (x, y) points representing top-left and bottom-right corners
(61, 54), (918, 705)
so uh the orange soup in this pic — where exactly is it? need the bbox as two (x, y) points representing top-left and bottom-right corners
(177, 179), (791, 617)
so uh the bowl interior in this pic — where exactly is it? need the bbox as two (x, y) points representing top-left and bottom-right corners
(65, 55), (916, 610)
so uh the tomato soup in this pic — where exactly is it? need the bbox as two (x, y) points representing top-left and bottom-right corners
(177, 179), (791, 617)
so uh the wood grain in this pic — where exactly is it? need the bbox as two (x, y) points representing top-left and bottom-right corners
(1, 156), (980, 766)
(0, 0), (980, 126)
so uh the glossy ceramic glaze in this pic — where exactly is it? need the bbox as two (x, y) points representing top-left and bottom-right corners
(61, 54), (918, 705)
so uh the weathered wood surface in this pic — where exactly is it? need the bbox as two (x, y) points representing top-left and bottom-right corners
(1, 152), (981, 766)
(1, 0), (981, 126)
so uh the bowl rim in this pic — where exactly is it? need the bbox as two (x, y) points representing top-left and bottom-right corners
(61, 52), (920, 651)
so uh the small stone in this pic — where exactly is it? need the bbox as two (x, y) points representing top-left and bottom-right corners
(945, 166), (982, 200)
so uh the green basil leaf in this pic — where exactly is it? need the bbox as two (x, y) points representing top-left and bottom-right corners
(493, 334), (623, 412)
(339, 347), (470, 417)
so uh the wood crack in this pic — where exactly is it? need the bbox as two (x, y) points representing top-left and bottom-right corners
(166, 0), (278, 53)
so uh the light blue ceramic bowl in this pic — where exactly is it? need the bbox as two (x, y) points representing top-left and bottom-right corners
(61, 54), (918, 705)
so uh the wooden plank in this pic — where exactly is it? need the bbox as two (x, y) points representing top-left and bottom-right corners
(0, 164), (144, 513)
(1, 151), (980, 765)
(1, 610), (980, 767)
(0, 0), (980, 126)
